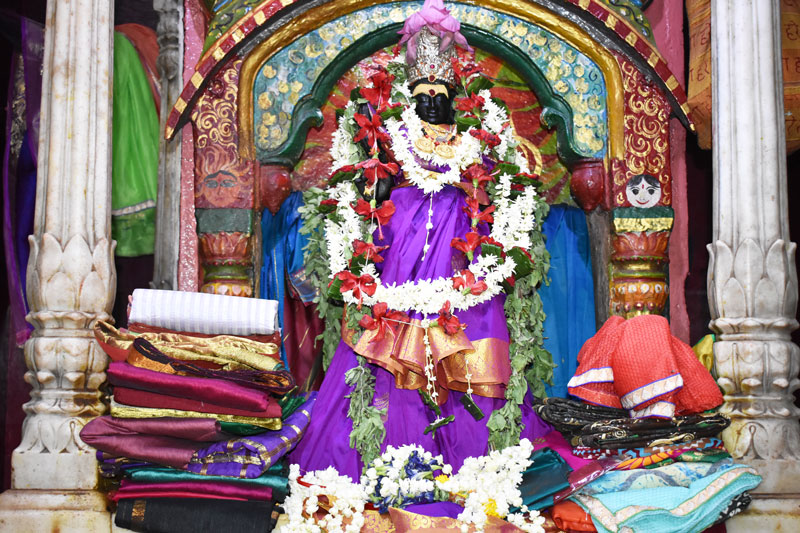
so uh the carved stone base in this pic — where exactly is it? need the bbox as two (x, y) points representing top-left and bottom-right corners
(0, 490), (111, 532)
(725, 495), (800, 532)
(11, 449), (99, 491)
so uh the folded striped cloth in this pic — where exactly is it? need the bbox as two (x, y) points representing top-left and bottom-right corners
(129, 289), (279, 336)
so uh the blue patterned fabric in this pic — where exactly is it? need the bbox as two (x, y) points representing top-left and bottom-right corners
(573, 461), (761, 533)
(539, 205), (596, 398)
(260, 192), (309, 370)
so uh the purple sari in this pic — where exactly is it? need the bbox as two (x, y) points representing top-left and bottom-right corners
(291, 184), (551, 478)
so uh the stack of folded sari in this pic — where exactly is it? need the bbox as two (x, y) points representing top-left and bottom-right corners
(533, 397), (761, 532)
(81, 289), (316, 533)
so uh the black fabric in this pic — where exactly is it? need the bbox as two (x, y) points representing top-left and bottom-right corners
(115, 497), (278, 533)
(532, 397), (628, 437)
(712, 491), (752, 525)
(572, 414), (731, 449)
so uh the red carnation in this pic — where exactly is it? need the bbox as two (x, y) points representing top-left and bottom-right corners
(352, 240), (388, 263)
(463, 197), (495, 224)
(355, 157), (399, 187)
(450, 231), (482, 255)
(332, 271), (377, 308)
(470, 129), (501, 148)
(358, 302), (409, 343)
(353, 113), (390, 150)
(462, 164), (494, 189)
(455, 93), (485, 112)
(452, 269), (488, 296)
(437, 301), (464, 335)
(353, 198), (396, 240)
(359, 72), (395, 112)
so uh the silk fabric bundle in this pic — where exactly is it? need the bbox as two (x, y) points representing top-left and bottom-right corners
(532, 397), (628, 438)
(517, 447), (572, 511)
(124, 466), (289, 499)
(114, 498), (278, 533)
(129, 288), (279, 336)
(94, 320), (281, 371)
(108, 361), (279, 412)
(187, 394), (315, 478)
(572, 462), (761, 533)
(113, 386), (281, 418)
(82, 417), (232, 469)
(109, 399), (281, 430)
(129, 337), (293, 394)
(572, 414), (730, 449)
(114, 479), (273, 501)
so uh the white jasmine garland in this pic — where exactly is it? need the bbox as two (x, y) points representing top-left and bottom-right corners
(330, 101), (360, 172)
(281, 464), (368, 533)
(321, 75), (541, 321)
(478, 89), (508, 135)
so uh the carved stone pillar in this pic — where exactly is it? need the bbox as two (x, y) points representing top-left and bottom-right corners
(152, 0), (184, 290)
(0, 0), (115, 529)
(709, 0), (800, 528)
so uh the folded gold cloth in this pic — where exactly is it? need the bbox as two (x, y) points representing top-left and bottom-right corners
(95, 320), (280, 372)
(109, 399), (281, 430)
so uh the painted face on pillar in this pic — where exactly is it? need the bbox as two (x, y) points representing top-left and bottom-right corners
(625, 174), (661, 208)
(411, 82), (454, 125)
(202, 170), (240, 207)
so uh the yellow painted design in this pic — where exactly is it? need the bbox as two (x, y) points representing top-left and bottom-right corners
(174, 97), (187, 113)
(648, 51), (659, 67)
(625, 32), (637, 46)
(254, 10), (267, 25)
(213, 47), (225, 62)
(191, 71), (204, 88)
(232, 29), (245, 43)
(666, 75), (679, 91)
(605, 14), (618, 30)
(237, 0), (625, 161)
(613, 217), (674, 233)
(579, 0), (590, 8)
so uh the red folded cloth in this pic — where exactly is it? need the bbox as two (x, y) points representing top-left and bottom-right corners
(568, 315), (722, 417)
(113, 386), (281, 418)
(108, 361), (276, 413)
(114, 480), (273, 501)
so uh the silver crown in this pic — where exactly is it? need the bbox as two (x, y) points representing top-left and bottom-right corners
(406, 27), (456, 87)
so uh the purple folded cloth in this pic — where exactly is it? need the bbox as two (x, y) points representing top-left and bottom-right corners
(81, 416), (232, 469)
(187, 394), (316, 478)
(107, 361), (274, 412)
(117, 480), (273, 501)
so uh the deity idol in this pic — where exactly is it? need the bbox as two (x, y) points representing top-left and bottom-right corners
(291, 0), (552, 479)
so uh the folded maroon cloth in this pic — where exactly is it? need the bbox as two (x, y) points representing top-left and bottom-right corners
(113, 387), (281, 418)
(117, 479), (273, 501)
(81, 416), (232, 468)
(107, 361), (274, 412)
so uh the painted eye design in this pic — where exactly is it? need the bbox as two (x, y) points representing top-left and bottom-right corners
(631, 187), (640, 195)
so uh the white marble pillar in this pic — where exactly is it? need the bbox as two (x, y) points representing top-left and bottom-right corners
(0, 0), (115, 530)
(709, 0), (800, 528)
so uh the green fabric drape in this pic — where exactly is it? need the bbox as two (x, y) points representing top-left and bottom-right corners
(112, 31), (159, 257)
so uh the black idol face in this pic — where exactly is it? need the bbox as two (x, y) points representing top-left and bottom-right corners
(411, 82), (454, 125)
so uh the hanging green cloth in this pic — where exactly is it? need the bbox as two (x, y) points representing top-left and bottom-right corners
(112, 31), (159, 257)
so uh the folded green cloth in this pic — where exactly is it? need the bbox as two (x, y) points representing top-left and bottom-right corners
(124, 463), (289, 499)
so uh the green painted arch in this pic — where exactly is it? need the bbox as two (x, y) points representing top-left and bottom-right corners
(257, 23), (589, 168)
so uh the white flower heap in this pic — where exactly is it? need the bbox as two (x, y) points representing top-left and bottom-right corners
(282, 441), (546, 533)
